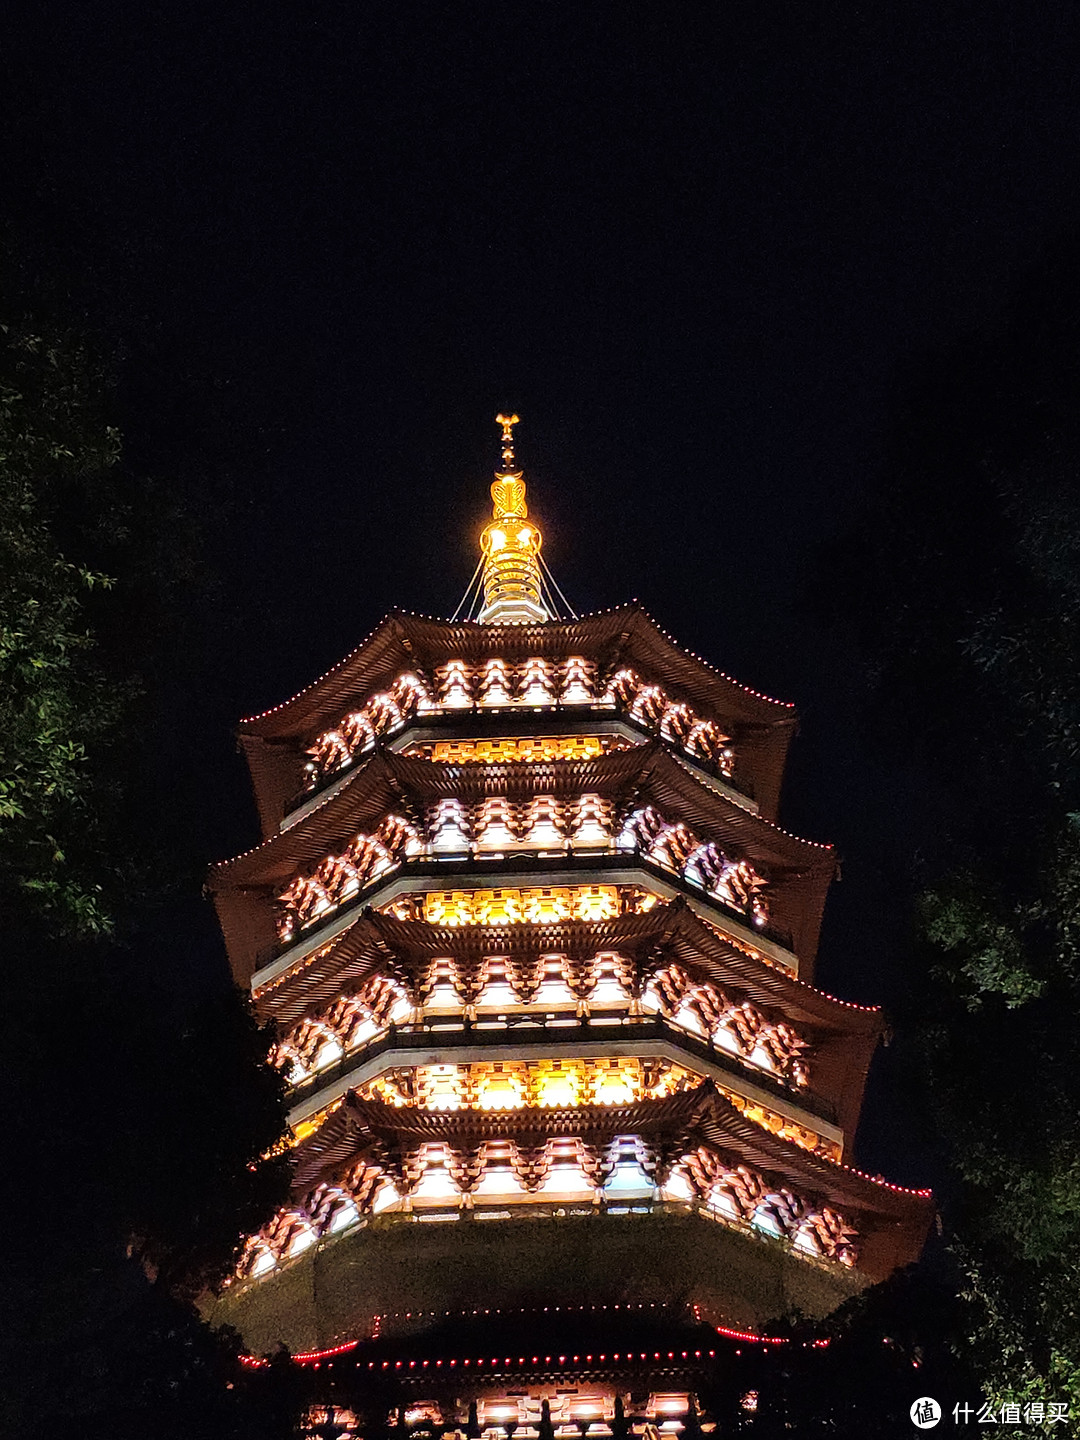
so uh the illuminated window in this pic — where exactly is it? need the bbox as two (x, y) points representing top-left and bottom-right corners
(412, 1165), (459, 1202)
(437, 661), (473, 708)
(251, 1246), (275, 1276)
(560, 657), (598, 704)
(371, 1181), (401, 1214)
(478, 659), (513, 707)
(568, 794), (612, 848)
(536, 1066), (579, 1107)
(524, 795), (565, 848)
(475, 974), (517, 1009)
(522, 888), (572, 923)
(538, 1163), (592, 1197)
(474, 799), (519, 852)
(520, 658), (553, 704)
(662, 1171), (694, 1202)
(477, 1067), (526, 1109)
(314, 1038), (343, 1070)
(329, 1201), (360, 1232)
(423, 1067), (462, 1110)
(431, 799), (471, 852)
(474, 1166), (524, 1197)
(573, 885), (621, 920)
(287, 1226), (317, 1257)
(593, 1062), (636, 1105)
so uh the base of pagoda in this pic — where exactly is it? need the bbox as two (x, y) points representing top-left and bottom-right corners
(207, 1205), (865, 1355)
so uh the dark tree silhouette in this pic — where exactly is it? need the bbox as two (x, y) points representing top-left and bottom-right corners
(0, 297), (290, 1436)
(819, 235), (1080, 1411)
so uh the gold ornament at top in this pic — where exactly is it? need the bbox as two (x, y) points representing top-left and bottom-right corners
(478, 413), (549, 624)
(496, 411), (520, 459)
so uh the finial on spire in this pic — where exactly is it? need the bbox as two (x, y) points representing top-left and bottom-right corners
(496, 412), (520, 472)
(477, 413), (549, 625)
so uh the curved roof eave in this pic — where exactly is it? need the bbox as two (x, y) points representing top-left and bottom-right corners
(237, 605), (797, 742)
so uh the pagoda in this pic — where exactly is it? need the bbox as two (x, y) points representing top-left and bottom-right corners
(207, 416), (931, 1432)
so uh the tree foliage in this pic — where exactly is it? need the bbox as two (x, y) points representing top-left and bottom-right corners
(822, 238), (1080, 1413)
(0, 302), (289, 1434)
(700, 1270), (973, 1436)
(0, 322), (124, 932)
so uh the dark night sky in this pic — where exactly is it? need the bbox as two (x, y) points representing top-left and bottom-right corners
(6, 4), (1080, 1183)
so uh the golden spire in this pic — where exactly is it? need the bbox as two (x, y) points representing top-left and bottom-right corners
(477, 413), (550, 624)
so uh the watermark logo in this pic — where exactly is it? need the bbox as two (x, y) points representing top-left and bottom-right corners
(953, 1400), (1070, 1425)
(910, 1397), (942, 1429)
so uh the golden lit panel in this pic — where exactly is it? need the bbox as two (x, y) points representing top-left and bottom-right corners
(477, 1070), (527, 1109)
(522, 889), (571, 923)
(346, 1059), (834, 1158)
(535, 1068), (579, 1107)
(305, 1409), (360, 1433)
(279, 1097), (344, 1151)
(362, 1074), (409, 1107)
(378, 883), (661, 925)
(391, 884), (641, 927)
(414, 735), (616, 765)
(726, 1092), (840, 1161)
(355, 1057), (697, 1111)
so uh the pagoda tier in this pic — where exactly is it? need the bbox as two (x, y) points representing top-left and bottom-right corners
(235, 605), (798, 834)
(209, 740), (836, 985)
(256, 898), (876, 1034)
(287, 1081), (930, 1272)
(208, 422), (931, 1382)
(259, 900), (881, 1159)
(210, 1076), (930, 1354)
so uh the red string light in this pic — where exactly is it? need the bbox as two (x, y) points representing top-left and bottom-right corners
(238, 1297), (848, 1370)
(713, 1324), (831, 1349)
(292, 1339), (361, 1364)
